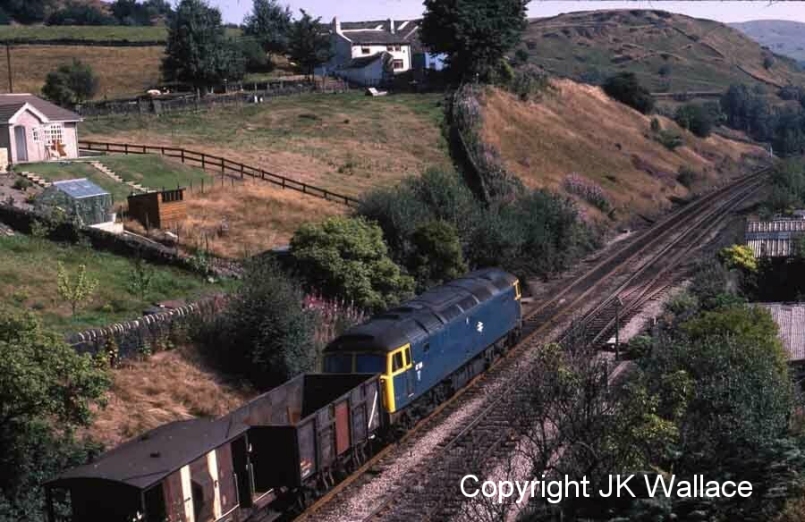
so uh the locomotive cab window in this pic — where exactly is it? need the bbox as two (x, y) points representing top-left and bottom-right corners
(356, 354), (384, 373)
(325, 354), (353, 373)
(392, 352), (404, 372)
(404, 346), (412, 366)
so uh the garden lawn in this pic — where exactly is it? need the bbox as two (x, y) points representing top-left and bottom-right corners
(98, 154), (212, 191)
(0, 234), (230, 334)
(19, 161), (132, 203)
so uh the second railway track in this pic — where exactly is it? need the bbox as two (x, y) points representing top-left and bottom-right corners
(293, 170), (767, 522)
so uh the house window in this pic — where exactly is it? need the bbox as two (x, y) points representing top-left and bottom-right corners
(387, 46), (394, 52)
(32, 127), (41, 143)
(395, 45), (402, 52)
(392, 59), (404, 70)
(45, 124), (64, 147)
(361, 47), (371, 55)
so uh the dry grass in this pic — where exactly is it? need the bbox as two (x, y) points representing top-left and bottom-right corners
(87, 346), (254, 448)
(0, 45), (163, 99)
(481, 80), (765, 219)
(178, 182), (346, 258)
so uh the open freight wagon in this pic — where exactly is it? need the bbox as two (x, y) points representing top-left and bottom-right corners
(44, 374), (382, 522)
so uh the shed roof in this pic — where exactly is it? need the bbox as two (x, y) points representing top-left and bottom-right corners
(746, 219), (805, 258)
(48, 418), (240, 490)
(760, 303), (805, 362)
(53, 178), (109, 199)
(0, 94), (82, 123)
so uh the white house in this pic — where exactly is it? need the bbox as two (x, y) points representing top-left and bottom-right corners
(326, 18), (422, 86)
(0, 94), (82, 165)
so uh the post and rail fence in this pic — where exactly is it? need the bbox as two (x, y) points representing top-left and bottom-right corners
(78, 140), (361, 207)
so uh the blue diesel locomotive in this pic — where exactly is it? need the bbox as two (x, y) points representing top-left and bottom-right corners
(323, 268), (522, 418)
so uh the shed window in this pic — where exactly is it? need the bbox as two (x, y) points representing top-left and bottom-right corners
(361, 47), (371, 55)
(392, 59), (404, 70)
(45, 124), (64, 146)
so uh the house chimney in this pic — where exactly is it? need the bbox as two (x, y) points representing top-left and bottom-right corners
(389, 18), (395, 34)
(333, 16), (342, 34)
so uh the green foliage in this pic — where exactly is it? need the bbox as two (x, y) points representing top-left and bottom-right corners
(718, 244), (758, 272)
(674, 102), (714, 137)
(676, 165), (699, 188)
(421, 0), (528, 82)
(650, 117), (661, 133)
(237, 35), (270, 73)
(162, 0), (243, 91)
(2, 0), (49, 23)
(655, 129), (683, 150)
(291, 217), (415, 312)
(197, 259), (318, 389)
(408, 220), (468, 292)
(602, 72), (655, 114)
(287, 9), (332, 77)
(11, 178), (31, 190)
(46, 1), (116, 26)
(57, 262), (99, 316)
(509, 64), (550, 102)
(0, 309), (108, 521)
(110, 0), (174, 26)
(41, 59), (99, 106)
(244, 0), (292, 57)
(767, 158), (805, 214)
(126, 257), (154, 304)
(666, 289), (699, 317)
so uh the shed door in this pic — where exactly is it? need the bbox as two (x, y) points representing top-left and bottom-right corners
(14, 126), (27, 162)
(335, 401), (350, 455)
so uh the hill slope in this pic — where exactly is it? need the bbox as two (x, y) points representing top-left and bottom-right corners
(480, 80), (765, 220)
(731, 20), (805, 64)
(523, 10), (805, 92)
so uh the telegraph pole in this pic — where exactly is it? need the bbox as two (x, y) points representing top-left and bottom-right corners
(6, 44), (12, 93)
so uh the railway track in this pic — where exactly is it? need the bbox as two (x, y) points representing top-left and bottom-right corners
(293, 170), (767, 522)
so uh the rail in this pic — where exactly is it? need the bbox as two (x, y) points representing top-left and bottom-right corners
(78, 141), (361, 207)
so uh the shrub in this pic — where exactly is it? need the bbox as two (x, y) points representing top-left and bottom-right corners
(650, 117), (661, 133)
(290, 217), (415, 312)
(562, 173), (611, 212)
(509, 64), (549, 102)
(674, 103), (713, 138)
(602, 72), (655, 114)
(763, 55), (775, 70)
(42, 60), (99, 106)
(12, 178), (32, 190)
(676, 166), (699, 188)
(408, 220), (468, 292)
(238, 35), (270, 73)
(46, 1), (117, 25)
(655, 129), (683, 150)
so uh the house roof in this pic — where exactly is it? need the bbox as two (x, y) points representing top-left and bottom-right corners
(47, 418), (241, 490)
(338, 19), (421, 45)
(53, 179), (109, 199)
(760, 303), (805, 362)
(345, 52), (391, 70)
(0, 94), (82, 124)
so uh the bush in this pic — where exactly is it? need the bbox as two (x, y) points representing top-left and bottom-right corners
(408, 220), (468, 292)
(12, 178), (32, 190)
(602, 72), (655, 114)
(46, 2), (117, 25)
(42, 60), (99, 106)
(655, 129), (683, 150)
(509, 64), (549, 102)
(562, 173), (611, 212)
(764, 55), (775, 70)
(197, 259), (318, 389)
(290, 217), (415, 312)
(674, 103), (713, 138)
(238, 35), (271, 73)
(650, 117), (661, 133)
(676, 166), (699, 188)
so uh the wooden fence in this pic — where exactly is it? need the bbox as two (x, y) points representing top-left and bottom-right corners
(78, 140), (361, 207)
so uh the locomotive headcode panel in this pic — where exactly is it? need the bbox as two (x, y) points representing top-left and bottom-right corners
(44, 374), (382, 522)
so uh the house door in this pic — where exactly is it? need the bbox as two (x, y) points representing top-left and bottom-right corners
(14, 126), (27, 162)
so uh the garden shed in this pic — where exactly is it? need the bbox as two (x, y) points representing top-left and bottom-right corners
(35, 178), (114, 227)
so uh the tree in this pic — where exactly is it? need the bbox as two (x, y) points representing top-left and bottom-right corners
(197, 259), (318, 388)
(602, 72), (655, 114)
(46, 1), (115, 25)
(57, 262), (98, 316)
(287, 9), (332, 79)
(421, 0), (528, 82)
(0, 310), (108, 521)
(718, 244), (758, 272)
(2, 0), (51, 23)
(291, 217), (415, 312)
(162, 0), (243, 92)
(244, 0), (292, 60)
(675, 102), (714, 137)
(41, 60), (99, 106)
(409, 221), (468, 292)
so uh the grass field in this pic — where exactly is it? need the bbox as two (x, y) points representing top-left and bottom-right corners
(87, 345), (254, 448)
(84, 92), (451, 198)
(0, 233), (229, 333)
(0, 25), (167, 42)
(0, 45), (164, 99)
(20, 155), (211, 202)
(524, 10), (805, 93)
(481, 81), (765, 220)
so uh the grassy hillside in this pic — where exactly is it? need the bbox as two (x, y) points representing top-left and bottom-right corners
(523, 10), (805, 93)
(731, 20), (805, 64)
(0, 44), (163, 99)
(0, 25), (167, 42)
(480, 80), (765, 220)
(83, 92), (451, 199)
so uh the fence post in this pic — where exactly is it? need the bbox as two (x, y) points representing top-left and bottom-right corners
(201, 154), (206, 169)
(240, 163), (244, 179)
(181, 149), (185, 164)
(124, 143), (128, 155)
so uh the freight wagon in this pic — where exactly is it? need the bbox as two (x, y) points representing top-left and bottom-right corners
(44, 374), (381, 522)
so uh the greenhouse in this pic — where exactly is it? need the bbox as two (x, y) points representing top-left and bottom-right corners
(35, 178), (114, 227)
